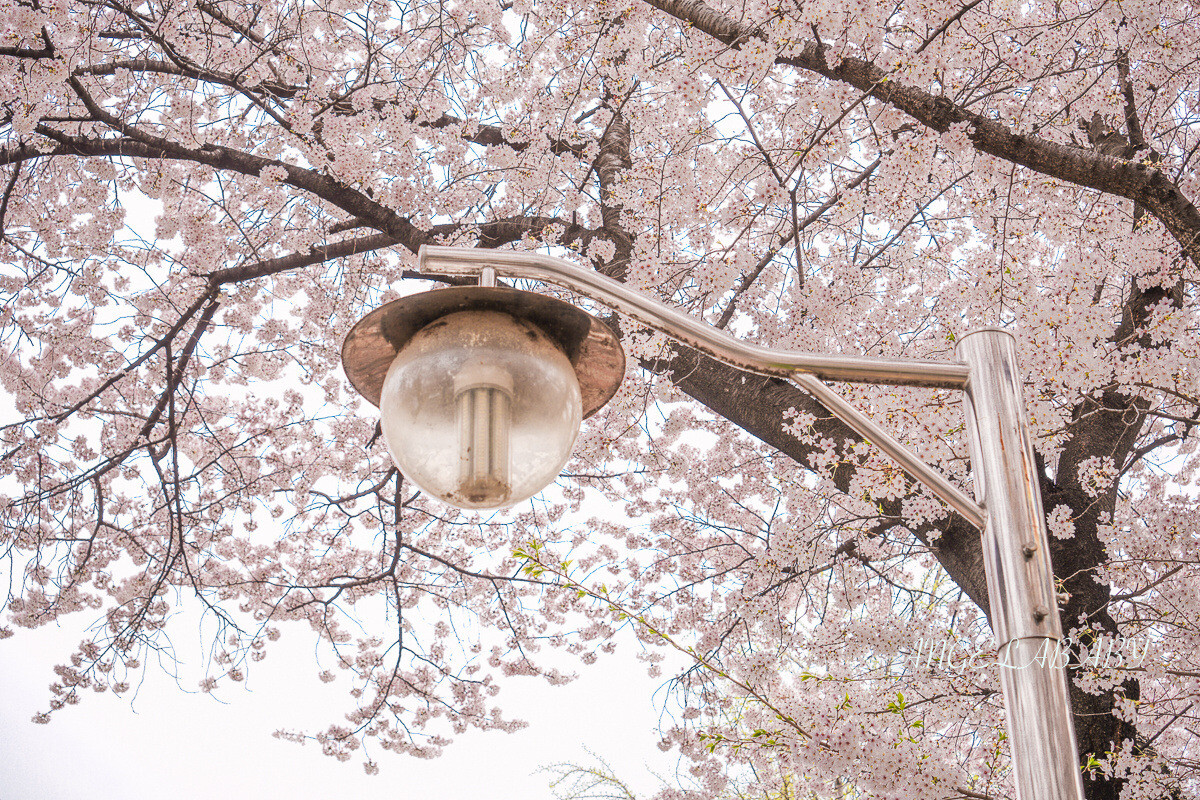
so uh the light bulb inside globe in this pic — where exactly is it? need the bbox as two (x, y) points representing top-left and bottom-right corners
(453, 361), (514, 506)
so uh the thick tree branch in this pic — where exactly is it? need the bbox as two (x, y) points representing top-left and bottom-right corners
(205, 215), (600, 286)
(22, 120), (423, 248)
(206, 233), (401, 285)
(641, 0), (1200, 266)
(594, 111), (635, 280)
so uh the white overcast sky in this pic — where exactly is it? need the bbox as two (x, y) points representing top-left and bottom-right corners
(1, 613), (684, 799)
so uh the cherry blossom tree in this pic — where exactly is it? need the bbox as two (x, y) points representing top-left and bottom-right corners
(2, 0), (1199, 797)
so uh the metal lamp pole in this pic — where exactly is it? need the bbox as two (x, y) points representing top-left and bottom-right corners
(957, 331), (1085, 799)
(408, 246), (1086, 800)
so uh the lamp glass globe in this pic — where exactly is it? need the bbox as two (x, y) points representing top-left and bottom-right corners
(378, 309), (582, 509)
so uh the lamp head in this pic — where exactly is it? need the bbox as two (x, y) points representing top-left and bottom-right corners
(342, 286), (625, 509)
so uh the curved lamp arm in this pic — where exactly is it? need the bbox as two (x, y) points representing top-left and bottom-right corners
(420, 246), (969, 388)
(417, 245), (985, 530)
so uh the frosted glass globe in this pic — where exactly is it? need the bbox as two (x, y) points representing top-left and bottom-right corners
(378, 310), (583, 509)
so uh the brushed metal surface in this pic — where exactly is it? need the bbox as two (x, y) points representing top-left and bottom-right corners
(959, 330), (1085, 800)
(997, 638), (1088, 800)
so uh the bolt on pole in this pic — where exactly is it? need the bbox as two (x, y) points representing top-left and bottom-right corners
(957, 329), (1086, 800)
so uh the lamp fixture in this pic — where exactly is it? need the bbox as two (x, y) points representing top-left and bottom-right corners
(342, 283), (625, 509)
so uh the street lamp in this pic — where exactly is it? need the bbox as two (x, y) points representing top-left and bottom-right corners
(341, 245), (1085, 800)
